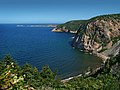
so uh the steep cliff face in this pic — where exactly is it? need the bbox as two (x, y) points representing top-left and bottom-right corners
(72, 14), (120, 60)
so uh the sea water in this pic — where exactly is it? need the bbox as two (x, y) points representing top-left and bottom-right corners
(0, 24), (102, 78)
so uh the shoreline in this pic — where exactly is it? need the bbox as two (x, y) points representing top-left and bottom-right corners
(61, 52), (109, 83)
(52, 27), (120, 83)
(93, 52), (110, 63)
(51, 28), (63, 32)
(52, 28), (77, 34)
(61, 48), (120, 82)
(61, 63), (104, 83)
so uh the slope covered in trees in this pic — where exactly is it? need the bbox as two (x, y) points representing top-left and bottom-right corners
(57, 20), (87, 31)
(0, 53), (120, 90)
(56, 14), (120, 33)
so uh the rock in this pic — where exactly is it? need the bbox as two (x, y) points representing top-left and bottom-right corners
(72, 14), (120, 60)
(52, 28), (63, 32)
(106, 41), (113, 49)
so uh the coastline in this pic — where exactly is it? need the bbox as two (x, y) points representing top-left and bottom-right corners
(51, 28), (109, 82)
(61, 51), (109, 82)
(95, 40), (120, 63)
(52, 28), (77, 34)
(61, 47), (120, 82)
(93, 52), (110, 63)
(52, 26), (120, 83)
(51, 28), (63, 32)
(61, 63), (104, 83)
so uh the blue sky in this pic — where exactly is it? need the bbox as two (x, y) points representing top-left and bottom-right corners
(0, 0), (120, 23)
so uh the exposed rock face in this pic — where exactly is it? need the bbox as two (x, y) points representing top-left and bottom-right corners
(72, 14), (120, 60)
(52, 28), (63, 32)
(82, 19), (120, 51)
(52, 27), (77, 33)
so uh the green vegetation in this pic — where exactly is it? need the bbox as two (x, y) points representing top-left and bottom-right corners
(0, 14), (120, 90)
(94, 36), (102, 43)
(0, 53), (120, 90)
(89, 14), (120, 21)
(57, 14), (120, 32)
(111, 36), (120, 45)
(63, 53), (120, 90)
(98, 48), (108, 53)
(57, 20), (87, 31)
(109, 29), (112, 32)
(0, 55), (60, 90)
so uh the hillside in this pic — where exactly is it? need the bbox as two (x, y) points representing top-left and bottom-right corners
(0, 53), (120, 90)
(0, 14), (120, 89)
(71, 14), (120, 60)
(52, 20), (87, 33)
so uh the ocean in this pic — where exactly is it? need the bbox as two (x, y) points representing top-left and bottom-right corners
(0, 24), (102, 79)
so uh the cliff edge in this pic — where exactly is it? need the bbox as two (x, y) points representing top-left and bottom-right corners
(71, 14), (120, 60)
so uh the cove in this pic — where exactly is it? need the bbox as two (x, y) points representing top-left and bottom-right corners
(0, 24), (102, 79)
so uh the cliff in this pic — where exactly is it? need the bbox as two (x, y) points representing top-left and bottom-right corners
(71, 14), (120, 60)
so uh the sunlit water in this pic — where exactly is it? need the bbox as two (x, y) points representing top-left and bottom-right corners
(0, 24), (102, 79)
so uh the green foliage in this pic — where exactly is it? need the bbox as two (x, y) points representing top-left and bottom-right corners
(0, 53), (120, 90)
(61, 53), (120, 90)
(111, 36), (120, 45)
(0, 55), (58, 90)
(94, 36), (102, 43)
(109, 29), (112, 32)
(57, 20), (87, 31)
(89, 14), (120, 21)
(0, 55), (27, 90)
(1, 14), (120, 90)
(57, 14), (120, 32)
(40, 65), (55, 79)
(98, 48), (107, 53)
(97, 74), (119, 90)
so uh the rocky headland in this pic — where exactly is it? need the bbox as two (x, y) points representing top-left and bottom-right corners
(72, 14), (120, 61)
(51, 28), (63, 32)
(52, 20), (87, 33)
(56, 14), (120, 61)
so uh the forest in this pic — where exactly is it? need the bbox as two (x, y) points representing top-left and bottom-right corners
(0, 51), (120, 90)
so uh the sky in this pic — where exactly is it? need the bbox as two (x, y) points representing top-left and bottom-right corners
(0, 0), (120, 23)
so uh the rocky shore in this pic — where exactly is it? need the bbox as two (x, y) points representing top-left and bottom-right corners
(92, 40), (120, 63)
(61, 14), (120, 82)
(52, 28), (63, 32)
(71, 14), (120, 61)
(61, 62), (104, 83)
(62, 49), (120, 83)
(52, 28), (77, 33)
